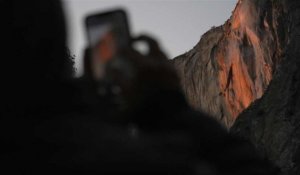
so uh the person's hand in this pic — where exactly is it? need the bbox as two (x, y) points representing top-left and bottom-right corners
(82, 35), (181, 113)
(131, 35), (168, 61)
(105, 35), (181, 111)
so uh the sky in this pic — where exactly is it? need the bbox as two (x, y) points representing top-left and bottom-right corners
(63, 0), (237, 75)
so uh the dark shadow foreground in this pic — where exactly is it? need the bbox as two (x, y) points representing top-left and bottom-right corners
(1, 0), (279, 174)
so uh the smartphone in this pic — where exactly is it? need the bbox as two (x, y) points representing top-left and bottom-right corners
(85, 9), (131, 80)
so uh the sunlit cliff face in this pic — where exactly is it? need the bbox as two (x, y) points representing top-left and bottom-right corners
(173, 0), (285, 128)
(217, 0), (276, 125)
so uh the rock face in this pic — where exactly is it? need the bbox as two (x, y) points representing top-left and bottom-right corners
(173, 0), (286, 128)
(231, 0), (300, 174)
(173, 0), (300, 173)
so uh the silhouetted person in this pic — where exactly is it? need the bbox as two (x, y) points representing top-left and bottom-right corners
(1, 0), (280, 174)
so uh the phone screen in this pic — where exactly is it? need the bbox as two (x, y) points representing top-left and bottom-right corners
(86, 10), (130, 79)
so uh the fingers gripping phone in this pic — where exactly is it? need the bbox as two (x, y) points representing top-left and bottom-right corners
(85, 9), (131, 80)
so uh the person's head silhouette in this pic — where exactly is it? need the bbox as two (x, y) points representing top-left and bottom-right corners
(3, 0), (74, 109)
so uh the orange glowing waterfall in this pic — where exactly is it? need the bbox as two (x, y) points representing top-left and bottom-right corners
(217, 0), (274, 121)
(173, 0), (281, 128)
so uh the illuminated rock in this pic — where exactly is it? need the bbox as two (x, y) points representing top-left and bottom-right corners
(231, 0), (300, 174)
(173, 0), (285, 128)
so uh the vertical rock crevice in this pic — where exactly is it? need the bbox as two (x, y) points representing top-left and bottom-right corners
(231, 0), (300, 174)
(173, 0), (286, 128)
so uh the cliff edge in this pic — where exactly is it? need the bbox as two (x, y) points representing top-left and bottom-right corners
(173, 0), (286, 128)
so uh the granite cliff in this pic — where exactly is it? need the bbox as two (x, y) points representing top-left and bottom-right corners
(173, 0), (300, 174)
(173, 0), (286, 128)
(231, 0), (300, 174)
